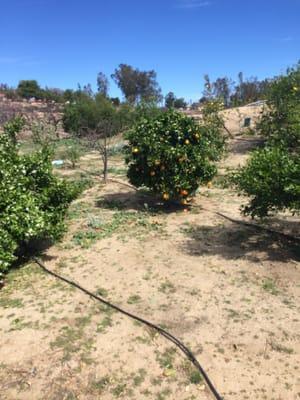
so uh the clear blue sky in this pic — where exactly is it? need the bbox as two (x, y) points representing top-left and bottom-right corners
(1, 0), (299, 101)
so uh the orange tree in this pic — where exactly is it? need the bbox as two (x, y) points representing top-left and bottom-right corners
(232, 63), (300, 217)
(125, 106), (226, 203)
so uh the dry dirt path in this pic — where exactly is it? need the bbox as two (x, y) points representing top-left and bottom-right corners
(0, 142), (299, 400)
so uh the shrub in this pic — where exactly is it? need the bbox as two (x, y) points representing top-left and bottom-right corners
(125, 107), (225, 203)
(233, 147), (300, 218)
(232, 63), (300, 217)
(0, 118), (78, 273)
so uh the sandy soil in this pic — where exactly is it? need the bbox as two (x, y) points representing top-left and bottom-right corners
(0, 137), (299, 400)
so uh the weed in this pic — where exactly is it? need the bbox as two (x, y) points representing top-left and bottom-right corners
(91, 376), (110, 392)
(156, 347), (177, 369)
(111, 383), (126, 396)
(127, 294), (141, 304)
(262, 279), (279, 295)
(159, 280), (176, 294)
(132, 368), (147, 387)
(0, 297), (23, 309)
(97, 316), (113, 333)
(96, 287), (109, 297)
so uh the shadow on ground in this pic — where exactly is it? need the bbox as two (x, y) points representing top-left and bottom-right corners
(180, 222), (300, 263)
(96, 191), (185, 214)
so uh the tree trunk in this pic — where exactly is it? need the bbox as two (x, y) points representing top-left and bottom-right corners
(103, 137), (108, 183)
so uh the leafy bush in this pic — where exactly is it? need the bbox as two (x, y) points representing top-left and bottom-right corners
(125, 107), (226, 203)
(233, 147), (300, 217)
(0, 119), (79, 273)
(232, 64), (300, 217)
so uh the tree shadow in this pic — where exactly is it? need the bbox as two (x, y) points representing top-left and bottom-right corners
(96, 191), (185, 214)
(180, 222), (300, 263)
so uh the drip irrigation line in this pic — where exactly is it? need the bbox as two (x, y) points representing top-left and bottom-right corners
(32, 257), (224, 400)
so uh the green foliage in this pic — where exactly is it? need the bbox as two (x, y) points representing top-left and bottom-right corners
(233, 147), (300, 217)
(257, 65), (300, 149)
(0, 118), (78, 273)
(63, 94), (98, 135)
(233, 64), (300, 217)
(17, 80), (42, 99)
(63, 140), (82, 168)
(125, 107), (225, 202)
(111, 64), (162, 104)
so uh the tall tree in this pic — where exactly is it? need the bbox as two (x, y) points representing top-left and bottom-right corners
(111, 64), (162, 104)
(165, 92), (176, 108)
(97, 72), (109, 97)
(213, 77), (232, 107)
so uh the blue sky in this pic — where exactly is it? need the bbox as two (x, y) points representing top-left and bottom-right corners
(1, 0), (299, 101)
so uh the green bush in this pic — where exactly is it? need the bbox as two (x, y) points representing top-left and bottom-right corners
(232, 64), (300, 217)
(0, 119), (79, 273)
(125, 107), (225, 203)
(233, 147), (300, 217)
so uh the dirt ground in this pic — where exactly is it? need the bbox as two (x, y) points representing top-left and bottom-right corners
(0, 136), (299, 400)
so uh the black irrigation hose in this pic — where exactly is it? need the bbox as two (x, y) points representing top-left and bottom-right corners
(33, 257), (223, 400)
(214, 211), (300, 244)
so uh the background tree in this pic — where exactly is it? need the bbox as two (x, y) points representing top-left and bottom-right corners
(165, 92), (176, 108)
(165, 92), (187, 109)
(17, 80), (42, 99)
(213, 77), (232, 107)
(174, 97), (187, 109)
(97, 72), (109, 97)
(111, 64), (162, 104)
(63, 94), (132, 182)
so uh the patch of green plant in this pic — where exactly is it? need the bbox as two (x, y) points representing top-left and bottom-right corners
(156, 347), (177, 369)
(0, 297), (23, 309)
(50, 315), (93, 361)
(262, 279), (279, 295)
(72, 210), (161, 248)
(127, 294), (141, 304)
(97, 316), (113, 333)
(91, 376), (110, 393)
(111, 382), (126, 397)
(107, 166), (127, 176)
(132, 368), (147, 387)
(158, 280), (176, 294)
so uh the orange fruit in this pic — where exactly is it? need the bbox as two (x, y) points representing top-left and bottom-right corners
(132, 147), (139, 154)
(194, 133), (200, 139)
(207, 181), (212, 188)
(180, 189), (188, 196)
(162, 193), (169, 201)
(154, 160), (160, 166)
(150, 171), (155, 176)
(184, 139), (190, 145)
